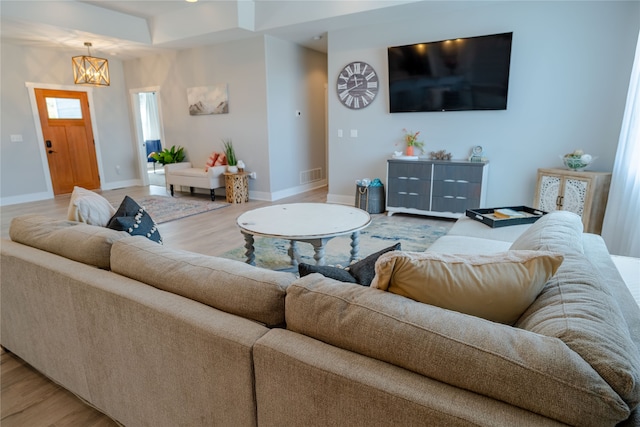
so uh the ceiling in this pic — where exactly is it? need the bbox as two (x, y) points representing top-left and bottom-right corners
(0, 0), (448, 59)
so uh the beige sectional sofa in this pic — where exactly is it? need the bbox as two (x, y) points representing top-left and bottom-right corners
(1, 211), (638, 426)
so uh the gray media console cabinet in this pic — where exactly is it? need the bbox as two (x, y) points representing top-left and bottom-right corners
(386, 158), (488, 218)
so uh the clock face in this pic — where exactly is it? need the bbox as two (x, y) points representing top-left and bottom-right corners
(336, 61), (379, 110)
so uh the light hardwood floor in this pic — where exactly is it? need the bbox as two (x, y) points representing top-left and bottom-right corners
(0, 184), (450, 426)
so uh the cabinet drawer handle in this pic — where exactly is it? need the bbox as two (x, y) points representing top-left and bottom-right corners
(408, 177), (420, 180)
(444, 195), (454, 199)
(409, 192), (419, 196)
(398, 191), (408, 195)
(444, 179), (455, 183)
(398, 176), (408, 180)
(456, 180), (469, 183)
(456, 196), (467, 200)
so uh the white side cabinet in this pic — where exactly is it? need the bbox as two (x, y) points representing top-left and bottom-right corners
(534, 168), (611, 234)
(386, 159), (488, 219)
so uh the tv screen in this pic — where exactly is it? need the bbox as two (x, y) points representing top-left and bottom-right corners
(388, 32), (513, 112)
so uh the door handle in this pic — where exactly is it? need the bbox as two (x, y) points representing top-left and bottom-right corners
(48, 150), (56, 154)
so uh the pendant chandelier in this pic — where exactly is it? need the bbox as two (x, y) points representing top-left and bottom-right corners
(72, 42), (110, 86)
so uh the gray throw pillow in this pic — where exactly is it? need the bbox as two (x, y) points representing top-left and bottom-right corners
(298, 263), (357, 283)
(349, 242), (401, 286)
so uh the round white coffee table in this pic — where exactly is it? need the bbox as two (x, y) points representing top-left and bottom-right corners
(236, 203), (371, 267)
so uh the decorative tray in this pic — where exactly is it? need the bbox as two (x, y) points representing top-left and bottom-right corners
(466, 206), (547, 228)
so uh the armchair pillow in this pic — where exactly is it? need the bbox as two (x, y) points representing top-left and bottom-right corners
(205, 152), (220, 171)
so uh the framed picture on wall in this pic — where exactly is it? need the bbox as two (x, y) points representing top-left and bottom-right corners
(187, 84), (229, 115)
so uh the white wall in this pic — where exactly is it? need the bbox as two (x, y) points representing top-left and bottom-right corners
(124, 38), (272, 194)
(0, 43), (137, 204)
(326, 1), (640, 207)
(2, 1), (638, 210)
(264, 36), (328, 196)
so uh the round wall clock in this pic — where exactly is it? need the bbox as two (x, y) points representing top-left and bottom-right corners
(336, 61), (379, 110)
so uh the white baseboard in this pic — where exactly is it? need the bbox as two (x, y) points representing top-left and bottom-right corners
(0, 191), (52, 206)
(102, 179), (143, 190)
(326, 193), (354, 206)
(265, 180), (328, 202)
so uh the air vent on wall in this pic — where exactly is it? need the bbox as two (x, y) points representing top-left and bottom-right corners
(300, 168), (322, 185)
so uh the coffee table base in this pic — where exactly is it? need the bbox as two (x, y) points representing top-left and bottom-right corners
(241, 231), (361, 268)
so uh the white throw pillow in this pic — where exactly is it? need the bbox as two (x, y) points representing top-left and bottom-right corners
(67, 186), (116, 227)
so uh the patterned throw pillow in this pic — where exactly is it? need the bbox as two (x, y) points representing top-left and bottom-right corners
(106, 196), (162, 243)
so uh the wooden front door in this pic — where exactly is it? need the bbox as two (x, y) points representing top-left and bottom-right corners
(35, 89), (100, 195)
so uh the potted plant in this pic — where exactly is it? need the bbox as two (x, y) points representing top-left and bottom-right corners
(222, 138), (238, 173)
(402, 129), (424, 156)
(148, 145), (185, 165)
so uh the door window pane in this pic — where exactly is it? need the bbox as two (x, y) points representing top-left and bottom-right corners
(45, 97), (82, 119)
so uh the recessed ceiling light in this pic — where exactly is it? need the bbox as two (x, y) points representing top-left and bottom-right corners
(186, 0), (198, 3)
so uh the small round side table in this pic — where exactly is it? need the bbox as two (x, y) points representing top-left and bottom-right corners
(224, 172), (249, 204)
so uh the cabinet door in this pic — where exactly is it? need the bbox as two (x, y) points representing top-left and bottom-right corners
(387, 162), (431, 210)
(431, 164), (483, 213)
(536, 174), (562, 212)
(561, 177), (590, 217)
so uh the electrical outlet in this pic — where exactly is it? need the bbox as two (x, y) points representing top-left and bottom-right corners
(249, 172), (257, 179)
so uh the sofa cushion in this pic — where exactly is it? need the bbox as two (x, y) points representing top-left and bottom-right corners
(106, 196), (162, 244)
(516, 251), (640, 411)
(67, 186), (116, 227)
(447, 215), (533, 242)
(509, 210), (584, 254)
(111, 236), (295, 327)
(286, 276), (629, 426)
(505, 210), (640, 410)
(371, 250), (563, 324)
(426, 235), (512, 255)
(9, 214), (129, 269)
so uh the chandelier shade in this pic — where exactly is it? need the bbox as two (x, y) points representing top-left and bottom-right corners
(72, 42), (110, 86)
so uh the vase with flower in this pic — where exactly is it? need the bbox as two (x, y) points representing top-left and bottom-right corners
(402, 129), (424, 156)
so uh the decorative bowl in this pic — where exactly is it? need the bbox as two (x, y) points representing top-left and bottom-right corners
(561, 153), (594, 171)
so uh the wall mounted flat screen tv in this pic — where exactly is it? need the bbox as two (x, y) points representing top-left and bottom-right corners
(388, 32), (513, 112)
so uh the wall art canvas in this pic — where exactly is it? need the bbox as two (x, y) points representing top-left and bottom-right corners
(187, 84), (229, 115)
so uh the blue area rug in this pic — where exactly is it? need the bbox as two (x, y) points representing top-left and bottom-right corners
(220, 214), (453, 270)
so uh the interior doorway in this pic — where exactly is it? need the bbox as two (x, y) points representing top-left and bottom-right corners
(34, 88), (100, 195)
(130, 87), (165, 187)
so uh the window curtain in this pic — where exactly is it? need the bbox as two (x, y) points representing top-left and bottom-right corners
(139, 92), (161, 141)
(602, 30), (640, 258)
